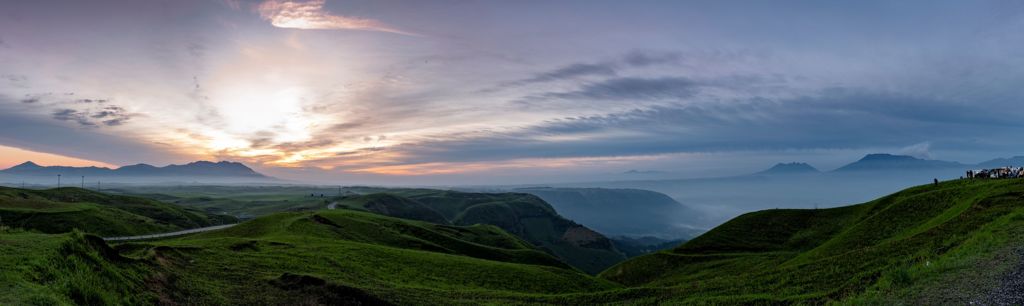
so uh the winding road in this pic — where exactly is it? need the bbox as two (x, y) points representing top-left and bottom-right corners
(103, 224), (237, 241)
(103, 202), (341, 241)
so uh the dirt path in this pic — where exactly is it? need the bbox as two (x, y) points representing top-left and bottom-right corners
(979, 248), (1024, 305)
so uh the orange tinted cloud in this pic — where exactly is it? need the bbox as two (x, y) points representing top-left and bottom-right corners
(257, 0), (415, 35)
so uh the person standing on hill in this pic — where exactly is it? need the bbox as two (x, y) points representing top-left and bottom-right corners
(933, 178), (939, 186)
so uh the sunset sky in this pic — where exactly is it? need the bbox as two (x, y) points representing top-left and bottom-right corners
(2, 0), (1023, 184)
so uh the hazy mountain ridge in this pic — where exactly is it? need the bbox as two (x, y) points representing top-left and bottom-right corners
(516, 187), (707, 239)
(831, 153), (966, 172)
(1, 160), (266, 178)
(555, 153), (1024, 226)
(756, 162), (821, 175)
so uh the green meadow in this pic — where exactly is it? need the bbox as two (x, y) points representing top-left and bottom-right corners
(2, 179), (1024, 304)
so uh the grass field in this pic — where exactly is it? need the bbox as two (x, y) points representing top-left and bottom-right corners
(597, 178), (1024, 304)
(331, 190), (628, 274)
(5, 179), (1024, 304)
(0, 187), (236, 236)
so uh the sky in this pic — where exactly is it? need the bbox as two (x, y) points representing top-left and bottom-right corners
(1, 0), (1024, 185)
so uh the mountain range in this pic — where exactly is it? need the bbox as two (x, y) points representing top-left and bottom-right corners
(758, 153), (1021, 175)
(0, 160), (266, 178)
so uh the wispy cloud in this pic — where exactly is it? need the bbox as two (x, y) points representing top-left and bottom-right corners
(257, 0), (415, 35)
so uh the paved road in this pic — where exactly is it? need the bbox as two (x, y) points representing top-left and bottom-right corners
(103, 224), (237, 241)
(106, 202), (340, 242)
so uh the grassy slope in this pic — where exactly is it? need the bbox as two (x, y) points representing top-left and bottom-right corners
(336, 189), (627, 274)
(0, 187), (237, 236)
(0, 230), (157, 305)
(596, 179), (1024, 304)
(118, 209), (618, 305)
(106, 185), (345, 219)
(8, 180), (1024, 304)
(333, 193), (449, 224)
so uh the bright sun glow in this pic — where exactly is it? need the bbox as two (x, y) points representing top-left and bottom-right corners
(215, 86), (306, 136)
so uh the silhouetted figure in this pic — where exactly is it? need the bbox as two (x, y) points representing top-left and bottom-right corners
(933, 178), (939, 186)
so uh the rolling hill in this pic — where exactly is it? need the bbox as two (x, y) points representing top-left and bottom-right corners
(597, 178), (1024, 304)
(6, 179), (1024, 304)
(0, 210), (618, 305)
(0, 186), (236, 236)
(332, 189), (627, 274)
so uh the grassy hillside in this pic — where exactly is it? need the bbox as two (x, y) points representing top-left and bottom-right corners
(335, 190), (627, 274)
(598, 178), (1024, 304)
(7, 179), (1024, 304)
(0, 209), (617, 305)
(106, 185), (341, 219)
(0, 187), (236, 236)
(333, 193), (449, 224)
(0, 230), (157, 305)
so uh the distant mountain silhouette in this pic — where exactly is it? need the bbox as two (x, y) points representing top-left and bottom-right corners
(756, 162), (820, 175)
(622, 169), (670, 175)
(976, 156), (1024, 169)
(1, 161), (266, 178)
(832, 154), (965, 172)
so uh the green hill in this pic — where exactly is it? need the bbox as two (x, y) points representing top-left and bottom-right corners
(334, 190), (627, 274)
(7, 179), (1024, 304)
(598, 178), (1024, 304)
(0, 209), (618, 305)
(0, 187), (236, 236)
(333, 193), (449, 224)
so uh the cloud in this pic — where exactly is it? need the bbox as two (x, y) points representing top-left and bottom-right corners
(896, 142), (932, 160)
(0, 105), (183, 165)
(493, 51), (685, 90)
(256, 0), (415, 35)
(52, 109), (97, 127)
(51, 105), (135, 127)
(513, 63), (618, 85)
(90, 106), (135, 126)
(20, 93), (49, 104)
(538, 77), (701, 101)
(370, 89), (1024, 166)
(622, 50), (683, 67)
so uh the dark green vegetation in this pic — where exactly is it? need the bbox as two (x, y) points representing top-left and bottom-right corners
(106, 185), (346, 219)
(0, 210), (618, 305)
(0, 230), (157, 305)
(9, 179), (1024, 304)
(333, 189), (627, 274)
(600, 178), (1024, 304)
(0, 187), (236, 236)
(111, 185), (628, 273)
(610, 236), (686, 258)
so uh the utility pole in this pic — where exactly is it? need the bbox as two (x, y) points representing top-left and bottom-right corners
(81, 176), (85, 189)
